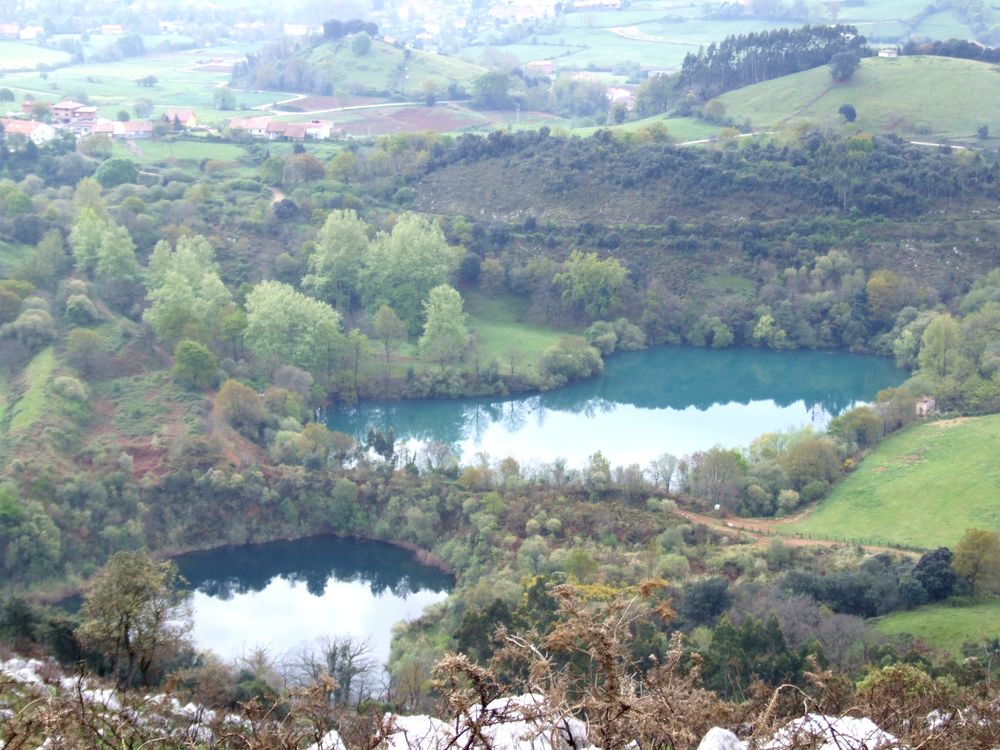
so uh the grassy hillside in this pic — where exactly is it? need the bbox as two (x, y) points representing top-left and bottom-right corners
(299, 39), (486, 99)
(720, 56), (1000, 142)
(785, 415), (1000, 549)
(875, 599), (1000, 657)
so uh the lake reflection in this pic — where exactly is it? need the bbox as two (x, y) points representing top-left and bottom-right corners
(328, 346), (904, 466)
(174, 536), (453, 663)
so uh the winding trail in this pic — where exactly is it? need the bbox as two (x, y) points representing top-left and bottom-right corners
(674, 507), (921, 559)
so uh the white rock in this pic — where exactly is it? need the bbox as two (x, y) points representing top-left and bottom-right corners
(0, 657), (46, 684)
(383, 713), (454, 750)
(762, 714), (900, 750)
(697, 727), (747, 750)
(306, 729), (347, 750)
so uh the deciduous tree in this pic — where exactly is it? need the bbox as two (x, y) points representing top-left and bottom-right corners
(361, 213), (461, 330)
(555, 250), (627, 321)
(953, 528), (1000, 596)
(373, 304), (406, 365)
(419, 284), (469, 369)
(303, 209), (369, 307)
(245, 281), (343, 375)
(77, 551), (193, 688)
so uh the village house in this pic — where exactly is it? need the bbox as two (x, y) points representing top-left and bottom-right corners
(0, 118), (57, 144)
(267, 119), (337, 140)
(92, 118), (153, 138)
(162, 108), (197, 129)
(100, 24), (124, 35)
(230, 115), (337, 141)
(0, 22), (20, 40)
(52, 100), (98, 134)
(228, 115), (271, 137)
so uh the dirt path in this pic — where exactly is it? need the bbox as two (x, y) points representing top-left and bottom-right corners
(778, 83), (836, 124)
(674, 508), (921, 559)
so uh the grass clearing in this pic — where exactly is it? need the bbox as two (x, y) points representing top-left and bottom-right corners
(8, 347), (56, 436)
(875, 599), (1000, 657)
(785, 414), (1000, 550)
(573, 114), (719, 141)
(302, 39), (485, 99)
(111, 139), (249, 165)
(465, 293), (567, 376)
(720, 56), (1000, 142)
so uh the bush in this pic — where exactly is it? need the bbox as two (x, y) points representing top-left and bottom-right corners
(799, 479), (830, 502)
(539, 336), (603, 385)
(64, 294), (100, 325)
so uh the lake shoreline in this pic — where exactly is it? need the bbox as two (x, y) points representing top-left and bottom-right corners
(38, 531), (455, 607)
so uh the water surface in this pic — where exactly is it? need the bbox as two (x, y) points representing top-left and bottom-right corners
(327, 346), (904, 466)
(174, 536), (453, 664)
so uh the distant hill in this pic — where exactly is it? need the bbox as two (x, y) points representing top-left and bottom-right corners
(719, 55), (1000, 142)
(233, 37), (487, 99)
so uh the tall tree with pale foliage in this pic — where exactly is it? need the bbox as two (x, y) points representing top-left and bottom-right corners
(362, 213), (461, 330)
(419, 284), (469, 369)
(303, 209), (370, 307)
(143, 235), (233, 344)
(244, 281), (343, 375)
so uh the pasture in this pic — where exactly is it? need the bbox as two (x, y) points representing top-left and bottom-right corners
(0, 41), (70, 71)
(784, 414), (1000, 550)
(875, 599), (1000, 657)
(719, 56), (1000, 142)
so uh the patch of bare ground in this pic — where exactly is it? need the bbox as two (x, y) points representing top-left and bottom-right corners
(674, 507), (920, 559)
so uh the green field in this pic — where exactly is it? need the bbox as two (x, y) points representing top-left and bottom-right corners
(457, 0), (968, 74)
(719, 56), (1000, 142)
(0, 41), (71, 71)
(465, 293), (567, 376)
(574, 114), (719, 141)
(876, 599), (1000, 657)
(785, 415), (1000, 550)
(110, 139), (249, 165)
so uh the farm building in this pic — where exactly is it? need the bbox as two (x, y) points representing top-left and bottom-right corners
(0, 118), (57, 144)
(93, 119), (153, 138)
(163, 109), (198, 128)
(52, 100), (98, 134)
(228, 116), (271, 137)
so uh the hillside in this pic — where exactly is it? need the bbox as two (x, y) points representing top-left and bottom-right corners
(414, 131), (1000, 302)
(876, 599), (1000, 657)
(785, 414), (1000, 549)
(236, 37), (487, 98)
(719, 55), (1000, 142)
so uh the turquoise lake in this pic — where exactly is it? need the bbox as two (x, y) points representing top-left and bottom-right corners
(326, 345), (905, 467)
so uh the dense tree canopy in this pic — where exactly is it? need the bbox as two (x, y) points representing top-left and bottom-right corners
(361, 213), (461, 330)
(244, 281), (344, 375)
